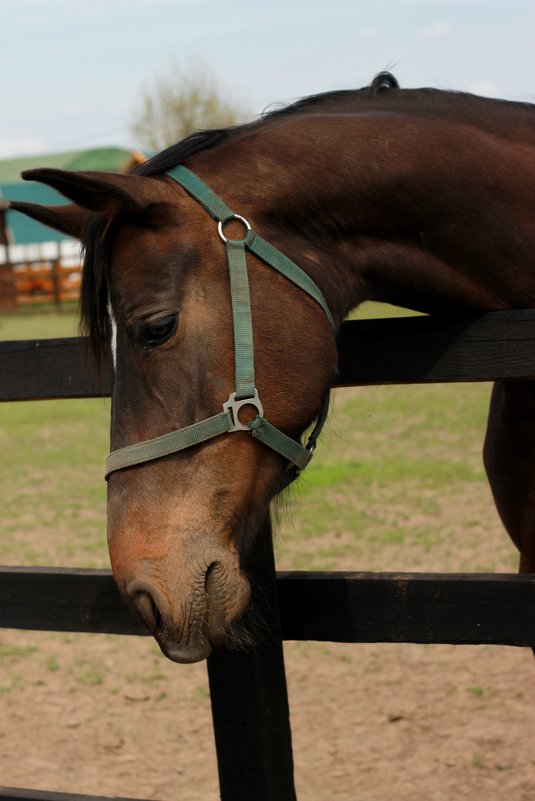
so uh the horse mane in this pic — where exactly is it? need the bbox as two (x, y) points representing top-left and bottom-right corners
(129, 73), (401, 181)
(130, 70), (535, 185)
(80, 71), (535, 358)
(131, 128), (232, 179)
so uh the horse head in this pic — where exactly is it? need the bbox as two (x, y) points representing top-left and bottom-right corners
(12, 164), (337, 662)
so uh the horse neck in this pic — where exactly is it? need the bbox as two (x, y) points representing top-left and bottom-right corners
(194, 111), (535, 322)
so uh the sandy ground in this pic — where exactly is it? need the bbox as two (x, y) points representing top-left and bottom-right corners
(0, 621), (534, 800)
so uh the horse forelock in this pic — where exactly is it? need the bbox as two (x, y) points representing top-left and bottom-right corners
(80, 213), (114, 361)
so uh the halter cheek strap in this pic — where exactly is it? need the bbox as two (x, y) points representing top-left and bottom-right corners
(104, 166), (335, 481)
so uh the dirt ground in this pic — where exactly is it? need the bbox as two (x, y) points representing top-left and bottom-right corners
(0, 619), (534, 800)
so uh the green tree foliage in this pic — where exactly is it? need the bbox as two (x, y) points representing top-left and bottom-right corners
(131, 65), (247, 151)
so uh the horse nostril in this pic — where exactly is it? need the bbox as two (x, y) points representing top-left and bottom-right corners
(132, 590), (162, 632)
(205, 562), (216, 592)
(205, 561), (227, 643)
(205, 561), (223, 604)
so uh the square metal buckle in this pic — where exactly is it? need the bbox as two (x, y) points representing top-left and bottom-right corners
(223, 390), (264, 431)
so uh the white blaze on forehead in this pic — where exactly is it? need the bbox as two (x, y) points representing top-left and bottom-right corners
(107, 299), (118, 370)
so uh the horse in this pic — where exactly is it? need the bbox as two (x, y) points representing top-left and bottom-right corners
(10, 72), (535, 663)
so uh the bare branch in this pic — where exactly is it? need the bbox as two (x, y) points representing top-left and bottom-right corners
(131, 64), (248, 151)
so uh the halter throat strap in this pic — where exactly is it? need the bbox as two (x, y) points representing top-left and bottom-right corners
(104, 166), (335, 480)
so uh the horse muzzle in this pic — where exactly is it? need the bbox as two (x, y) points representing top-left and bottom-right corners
(124, 559), (251, 663)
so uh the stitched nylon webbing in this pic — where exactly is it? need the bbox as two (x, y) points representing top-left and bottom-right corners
(226, 239), (256, 399)
(167, 165), (234, 221)
(248, 417), (313, 471)
(248, 233), (335, 328)
(105, 411), (233, 479)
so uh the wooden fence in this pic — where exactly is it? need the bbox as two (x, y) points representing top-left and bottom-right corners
(2, 309), (535, 801)
(0, 259), (81, 311)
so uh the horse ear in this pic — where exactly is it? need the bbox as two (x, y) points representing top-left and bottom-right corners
(20, 168), (153, 216)
(8, 200), (90, 239)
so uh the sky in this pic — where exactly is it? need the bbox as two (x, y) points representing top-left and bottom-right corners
(1, 0), (535, 159)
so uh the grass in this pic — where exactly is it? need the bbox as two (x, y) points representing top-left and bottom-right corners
(1, 308), (109, 567)
(0, 303), (518, 575)
(0, 302), (79, 340)
(0, 393), (109, 566)
(272, 371), (515, 572)
(0, 640), (38, 665)
(467, 685), (485, 698)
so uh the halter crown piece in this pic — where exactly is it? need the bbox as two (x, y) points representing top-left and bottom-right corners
(104, 166), (335, 481)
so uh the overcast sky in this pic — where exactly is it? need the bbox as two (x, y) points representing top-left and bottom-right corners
(1, 0), (534, 158)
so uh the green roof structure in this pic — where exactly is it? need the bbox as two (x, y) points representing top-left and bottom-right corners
(1, 146), (146, 244)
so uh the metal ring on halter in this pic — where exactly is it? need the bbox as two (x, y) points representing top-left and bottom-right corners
(217, 214), (252, 243)
(223, 389), (264, 432)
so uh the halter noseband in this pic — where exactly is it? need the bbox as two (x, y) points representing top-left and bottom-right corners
(104, 166), (335, 481)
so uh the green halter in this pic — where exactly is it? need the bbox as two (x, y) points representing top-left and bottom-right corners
(104, 166), (335, 480)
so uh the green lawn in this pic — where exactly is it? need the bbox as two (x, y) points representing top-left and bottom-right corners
(0, 303), (80, 340)
(0, 304), (517, 573)
(0, 308), (109, 566)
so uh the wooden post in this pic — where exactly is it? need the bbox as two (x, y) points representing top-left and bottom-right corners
(0, 264), (17, 313)
(207, 520), (297, 801)
(0, 205), (17, 313)
(52, 243), (61, 312)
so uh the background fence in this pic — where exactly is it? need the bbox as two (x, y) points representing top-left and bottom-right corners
(0, 259), (81, 312)
(2, 309), (535, 801)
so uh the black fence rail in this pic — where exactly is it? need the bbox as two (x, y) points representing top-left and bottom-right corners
(2, 309), (535, 801)
(4, 310), (535, 402)
(1, 567), (535, 647)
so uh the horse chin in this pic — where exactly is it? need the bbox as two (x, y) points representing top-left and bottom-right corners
(155, 635), (213, 664)
(152, 600), (250, 664)
(155, 589), (251, 665)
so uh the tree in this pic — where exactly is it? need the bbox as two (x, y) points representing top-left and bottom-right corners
(131, 64), (247, 151)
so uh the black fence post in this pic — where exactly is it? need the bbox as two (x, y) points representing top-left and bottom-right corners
(207, 519), (297, 801)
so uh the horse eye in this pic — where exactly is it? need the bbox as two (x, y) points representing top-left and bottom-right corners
(142, 313), (178, 347)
